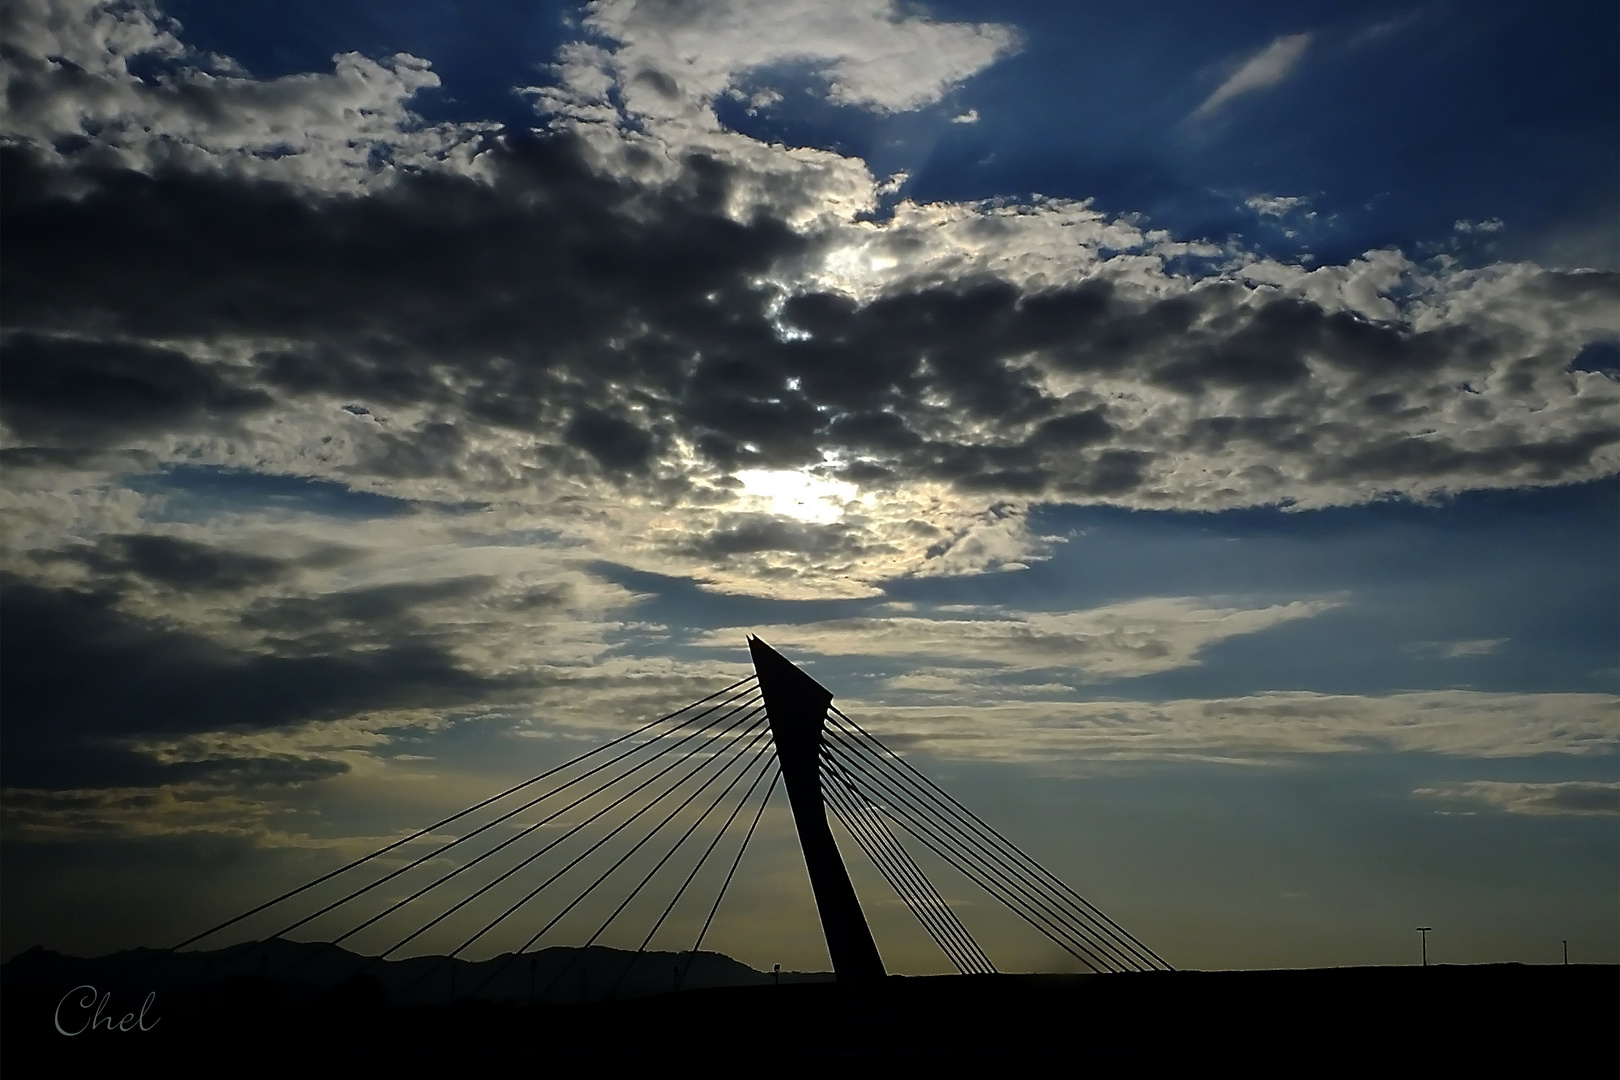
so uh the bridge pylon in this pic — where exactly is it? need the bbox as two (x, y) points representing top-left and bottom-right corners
(748, 636), (886, 985)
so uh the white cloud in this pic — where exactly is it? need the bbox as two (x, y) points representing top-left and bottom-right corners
(1346, 11), (1426, 49)
(1405, 638), (1510, 659)
(1192, 33), (1312, 119)
(839, 691), (1620, 766)
(1415, 780), (1620, 816)
(1454, 218), (1506, 234)
(0, 0), (488, 192)
(950, 109), (980, 124)
(522, 0), (1017, 228)
(579, 0), (1018, 115)
(693, 595), (1342, 682)
(1245, 194), (1310, 217)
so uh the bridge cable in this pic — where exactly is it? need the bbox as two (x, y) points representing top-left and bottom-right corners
(465, 721), (775, 1002)
(822, 729), (1121, 973)
(829, 708), (1170, 971)
(822, 727), (1138, 972)
(822, 738), (1062, 977)
(824, 736), (1135, 974)
(820, 754), (994, 975)
(264, 691), (766, 984)
(676, 766), (781, 992)
(831, 705), (1168, 971)
(823, 756), (995, 974)
(541, 737), (780, 1003)
(821, 762), (992, 975)
(187, 683), (763, 985)
(820, 774), (980, 974)
(820, 773), (967, 972)
(388, 710), (768, 1001)
(260, 687), (761, 964)
(604, 746), (782, 1000)
(371, 709), (771, 996)
(455, 711), (768, 963)
(825, 726), (1158, 973)
(168, 674), (758, 956)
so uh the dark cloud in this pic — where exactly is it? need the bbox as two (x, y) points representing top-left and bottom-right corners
(682, 516), (879, 560)
(497, 583), (573, 612)
(1539, 784), (1620, 815)
(1317, 428), (1620, 483)
(0, 577), (512, 789)
(565, 408), (656, 473)
(2, 131), (1614, 507)
(0, 134), (799, 423)
(241, 576), (496, 635)
(1182, 416), (1318, 455)
(825, 410), (921, 454)
(0, 331), (271, 445)
(43, 534), (292, 592)
(0, 446), (153, 471)
(631, 67), (681, 100)
(1029, 408), (1114, 450)
(1064, 450), (1155, 497)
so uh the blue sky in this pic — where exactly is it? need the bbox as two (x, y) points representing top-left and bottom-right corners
(162, 0), (1619, 270)
(0, 0), (1615, 973)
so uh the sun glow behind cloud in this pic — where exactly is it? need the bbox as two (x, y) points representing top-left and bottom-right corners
(734, 468), (858, 523)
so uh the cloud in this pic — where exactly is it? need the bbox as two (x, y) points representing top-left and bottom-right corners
(2, 782), (346, 844)
(1192, 33), (1312, 119)
(1415, 780), (1620, 816)
(1246, 194), (1310, 218)
(576, 0), (1018, 115)
(0, 576), (514, 790)
(37, 533), (298, 592)
(3, 110), (1616, 601)
(0, 0), (1615, 849)
(0, 0), (487, 193)
(1346, 11), (1426, 50)
(950, 109), (980, 125)
(2, 7), (1615, 608)
(840, 691), (1620, 766)
(1404, 638), (1509, 659)
(694, 596), (1342, 682)
(0, 332), (272, 446)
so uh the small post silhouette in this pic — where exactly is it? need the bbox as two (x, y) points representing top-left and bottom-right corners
(1562, 939), (1568, 966)
(1416, 927), (1432, 967)
(773, 963), (780, 986)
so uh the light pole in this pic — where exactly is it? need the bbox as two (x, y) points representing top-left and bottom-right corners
(1416, 927), (1432, 967)
(1562, 939), (1568, 966)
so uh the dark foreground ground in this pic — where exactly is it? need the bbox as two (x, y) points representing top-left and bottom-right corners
(5, 961), (1614, 1073)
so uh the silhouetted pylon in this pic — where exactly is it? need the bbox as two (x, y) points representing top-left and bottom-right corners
(748, 635), (886, 985)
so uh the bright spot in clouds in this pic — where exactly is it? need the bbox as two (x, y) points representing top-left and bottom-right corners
(819, 245), (901, 294)
(735, 469), (859, 523)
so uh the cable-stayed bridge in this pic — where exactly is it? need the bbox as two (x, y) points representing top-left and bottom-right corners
(7, 640), (1616, 1068)
(163, 637), (1169, 998)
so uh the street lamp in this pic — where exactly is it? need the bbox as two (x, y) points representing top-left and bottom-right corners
(1416, 927), (1432, 967)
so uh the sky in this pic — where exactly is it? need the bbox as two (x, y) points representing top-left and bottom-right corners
(1, 0), (1616, 975)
